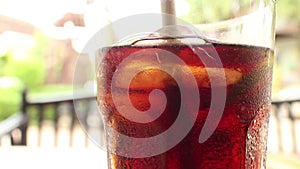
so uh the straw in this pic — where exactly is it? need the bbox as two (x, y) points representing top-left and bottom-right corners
(161, 0), (176, 26)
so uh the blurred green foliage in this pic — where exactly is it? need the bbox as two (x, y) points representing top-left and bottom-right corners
(277, 0), (300, 20)
(0, 31), (48, 120)
(182, 0), (296, 24)
(182, 0), (252, 23)
(0, 31), (48, 87)
(2, 55), (45, 88)
(0, 87), (21, 120)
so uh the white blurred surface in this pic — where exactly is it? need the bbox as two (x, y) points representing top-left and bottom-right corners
(0, 147), (299, 169)
(0, 147), (107, 169)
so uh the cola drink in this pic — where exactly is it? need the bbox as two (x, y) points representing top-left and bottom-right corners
(97, 37), (273, 169)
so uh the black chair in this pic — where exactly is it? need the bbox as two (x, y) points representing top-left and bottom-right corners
(0, 89), (103, 147)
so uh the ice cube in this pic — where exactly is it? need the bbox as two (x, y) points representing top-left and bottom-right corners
(113, 62), (176, 89)
(113, 58), (242, 90)
(182, 66), (243, 88)
(130, 68), (176, 89)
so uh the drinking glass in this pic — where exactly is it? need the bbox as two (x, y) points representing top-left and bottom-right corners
(93, 0), (276, 168)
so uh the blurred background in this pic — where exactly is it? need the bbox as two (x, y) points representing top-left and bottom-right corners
(1, 0), (299, 121)
(0, 0), (85, 121)
(0, 0), (299, 168)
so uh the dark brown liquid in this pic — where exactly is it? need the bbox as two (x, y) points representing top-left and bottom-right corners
(97, 42), (273, 169)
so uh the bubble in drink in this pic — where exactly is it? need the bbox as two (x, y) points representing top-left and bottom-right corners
(97, 37), (273, 169)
